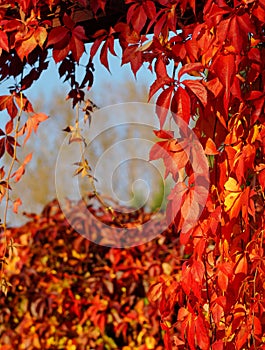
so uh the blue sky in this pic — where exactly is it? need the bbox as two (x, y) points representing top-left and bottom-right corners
(0, 40), (159, 226)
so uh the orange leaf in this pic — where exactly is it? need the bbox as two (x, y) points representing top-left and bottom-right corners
(34, 26), (47, 48)
(205, 138), (219, 155)
(16, 34), (38, 60)
(18, 113), (49, 145)
(195, 315), (210, 349)
(13, 198), (22, 213)
(234, 254), (248, 275)
(12, 153), (32, 182)
(148, 281), (163, 303)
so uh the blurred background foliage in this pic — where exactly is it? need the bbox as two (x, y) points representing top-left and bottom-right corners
(0, 196), (182, 350)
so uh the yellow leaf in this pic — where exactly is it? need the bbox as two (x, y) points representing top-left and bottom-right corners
(162, 262), (172, 275)
(224, 192), (241, 212)
(145, 336), (156, 349)
(34, 26), (47, 48)
(224, 177), (241, 192)
(137, 329), (146, 344)
(248, 124), (260, 143)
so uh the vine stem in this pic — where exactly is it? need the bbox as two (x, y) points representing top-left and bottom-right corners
(0, 92), (23, 284)
(74, 103), (118, 221)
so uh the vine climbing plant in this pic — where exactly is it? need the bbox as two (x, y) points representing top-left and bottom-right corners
(0, 0), (265, 349)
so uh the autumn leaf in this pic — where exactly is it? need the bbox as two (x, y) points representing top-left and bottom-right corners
(47, 26), (69, 47)
(182, 79), (208, 106)
(148, 281), (163, 303)
(156, 86), (174, 128)
(234, 254), (248, 275)
(224, 177), (255, 221)
(0, 95), (18, 119)
(178, 63), (204, 80)
(205, 138), (219, 155)
(73, 159), (92, 177)
(0, 31), (9, 52)
(12, 153), (32, 182)
(195, 315), (210, 349)
(34, 26), (47, 48)
(13, 198), (22, 213)
(212, 54), (235, 111)
(171, 87), (191, 123)
(16, 31), (38, 60)
(217, 261), (234, 292)
(18, 113), (49, 145)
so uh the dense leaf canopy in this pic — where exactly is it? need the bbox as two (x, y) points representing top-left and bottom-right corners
(1, 0), (265, 349)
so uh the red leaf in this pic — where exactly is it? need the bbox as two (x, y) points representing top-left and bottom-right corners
(0, 95), (10, 111)
(63, 14), (75, 30)
(171, 87), (191, 123)
(90, 31), (107, 60)
(72, 26), (87, 41)
(106, 35), (116, 56)
(70, 37), (85, 63)
(154, 129), (174, 139)
(122, 45), (143, 76)
(149, 141), (169, 161)
(155, 57), (168, 78)
(217, 261), (234, 291)
(6, 97), (18, 119)
(129, 4), (147, 33)
(212, 54), (235, 111)
(253, 316), (262, 335)
(98, 35), (117, 71)
(156, 86), (174, 128)
(195, 315), (210, 349)
(149, 76), (173, 101)
(0, 31), (9, 52)
(164, 331), (172, 350)
(0, 139), (5, 159)
(212, 340), (224, 350)
(235, 323), (248, 349)
(183, 79), (208, 106)
(178, 62), (204, 80)
(127, 3), (138, 24)
(0, 95), (18, 118)
(191, 260), (205, 283)
(144, 1), (156, 19)
(181, 192), (201, 234)
(100, 40), (110, 71)
(53, 45), (70, 63)
(47, 26), (69, 47)
(167, 182), (187, 222)
(205, 77), (223, 97)
(5, 120), (13, 134)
